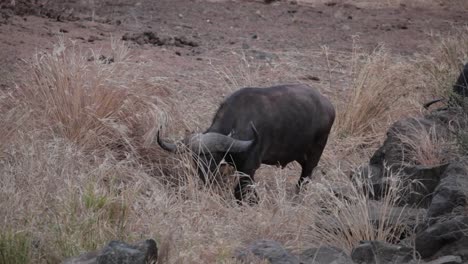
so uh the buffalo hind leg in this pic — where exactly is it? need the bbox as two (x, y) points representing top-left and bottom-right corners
(296, 134), (329, 194)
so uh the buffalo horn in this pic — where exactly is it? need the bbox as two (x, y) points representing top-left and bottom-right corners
(156, 130), (181, 153)
(188, 132), (253, 154)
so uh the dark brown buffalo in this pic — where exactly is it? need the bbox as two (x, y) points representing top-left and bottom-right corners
(157, 83), (335, 203)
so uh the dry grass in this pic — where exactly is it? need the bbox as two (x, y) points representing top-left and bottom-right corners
(297, 0), (468, 9)
(416, 27), (468, 100)
(1, 27), (467, 263)
(14, 36), (167, 156)
(332, 43), (420, 162)
(395, 119), (456, 166)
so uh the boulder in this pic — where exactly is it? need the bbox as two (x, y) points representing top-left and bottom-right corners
(351, 240), (414, 264)
(352, 163), (448, 208)
(433, 237), (468, 262)
(234, 239), (300, 264)
(367, 200), (426, 238)
(425, 255), (462, 264)
(62, 239), (158, 264)
(299, 246), (353, 264)
(369, 116), (446, 170)
(398, 163), (449, 207)
(427, 162), (468, 218)
(452, 62), (468, 99)
(415, 216), (468, 259)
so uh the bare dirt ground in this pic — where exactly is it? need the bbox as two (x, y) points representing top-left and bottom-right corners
(1, 0), (467, 91)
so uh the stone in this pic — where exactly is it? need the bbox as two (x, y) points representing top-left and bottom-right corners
(351, 240), (414, 264)
(425, 255), (462, 264)
(452, 62), (468, 98)
(415, 216), (468, 259)
(398, 163), (449, 207)
(351, 164), (384, 199)
(367, 200), (426, 237)
(427, 162), (468, 218)
(299, 246), (353, 264)
(62, 239), (158, 264)
(433, 237), (468, 262)
(353, 162), (448, 208)
(369, 117), (446, 170)
(234, 239), (300, 264)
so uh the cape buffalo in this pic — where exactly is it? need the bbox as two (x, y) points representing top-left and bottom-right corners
(157, 83), (335, 203)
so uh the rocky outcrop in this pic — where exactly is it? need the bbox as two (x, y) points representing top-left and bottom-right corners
(62, 239), (158, 264)
(351, 240), (413, 264)
(299, 246), (353, 264)
(415, 216), (468, 260)
(427, 162), (468, 218)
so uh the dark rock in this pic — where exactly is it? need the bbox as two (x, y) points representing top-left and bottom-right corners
(122, 32), (199, 48)
(425, 255), (462, 264)
(352, 162), (447, 207)
(174, 36), (199, 47)
(351, 240), (414, 264)
(235, 240), (300, 264)
(299, 246), (353, 264)
(415, 216), (468, 259)
(367, 200), (426, 240)
(62, 239), (158, 264)
(370, 117), (445, 170)
(427, 162), (468, 218)
(351, 164), (384, 199)
(398, 163), (449, 207)
(452, 62), (468, 98)
(433, 237), (468, 261)
(88, 35), (100, 43)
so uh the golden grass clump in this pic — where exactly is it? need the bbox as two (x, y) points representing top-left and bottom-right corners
(334, 45), (416, 142)
(416, 27), (468, 100)
(395, 120), (456, 166)
(14, 37), (168, 157)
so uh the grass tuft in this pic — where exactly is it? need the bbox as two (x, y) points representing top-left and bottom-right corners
(0, 230), (31, 264)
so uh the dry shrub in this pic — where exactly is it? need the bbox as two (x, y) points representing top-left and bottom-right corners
(417, 27), (468, 100)
(335, 45), (415, 141)
(297, 0), (468, 9)
(0, 133), (156, 262)
(395, 120), (456, 166)
(303, 168), (412, 252)
(14, 37), (168, 157)
(132, 164), (417, 263)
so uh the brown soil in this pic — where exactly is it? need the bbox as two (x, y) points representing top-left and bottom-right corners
(1, 0), (467, 115)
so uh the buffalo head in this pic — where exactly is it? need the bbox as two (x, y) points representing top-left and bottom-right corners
(157, 123), (259, 183)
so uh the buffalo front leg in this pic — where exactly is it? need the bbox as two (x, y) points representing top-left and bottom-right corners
(234, 171), (259, 205)
(296, 162), (315, 194)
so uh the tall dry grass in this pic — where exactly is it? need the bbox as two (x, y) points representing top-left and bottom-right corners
(297, 0), (468, 9)
(14, 37), (167, 156)
(334, 45), (417, 141)
(417, 27), (468, 101)
(2, 27), (467, 263)
(395, 120), (456, 166)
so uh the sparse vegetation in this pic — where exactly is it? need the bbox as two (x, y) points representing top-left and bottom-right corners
(1, 6), (467, 263)
(0, 230), (31, 264)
